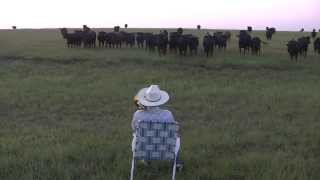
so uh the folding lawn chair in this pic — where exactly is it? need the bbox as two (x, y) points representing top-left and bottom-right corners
(130, 120), (180, 180)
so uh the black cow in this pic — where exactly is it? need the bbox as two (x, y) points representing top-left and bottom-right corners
(238, 30), (252, 55)
(103, 32), (124, 48)
(270, 27), (276, 34)
(136, 32), (145, 48)
(266, 27), (276, 40)
(120, 31), (135, 48)
(60, 28), (82, 48)
(313, 38), (320, 54)
(82, 30), (96, 48)
(114, 26), (120, 32)
(251, 37), (262, 55)
(60, 28), (96, 48)
(213, 32), (228, 50)
(83, 25), (91, 32)
(266, 30), (273, 40)
(169, 32), (181, 53)
(169, 28), (184, 53)
(297, 36), (311, 57)
(203, 33), (214, 57)
(287, 40), (299, 61)
(177, 28), (183, 35)
(177, 34), (199, 56)
(145, 33), (156, 51)
(311, 29), (317, 39)
(189, 35), (199, 55)
(113, 32), (125, 48)
(157, 30), (169, 56)
(127, 33), (136, 47)
(104, 33), (113, 48)
(177, 35), (188, 56)
(98, 31), (107, 47)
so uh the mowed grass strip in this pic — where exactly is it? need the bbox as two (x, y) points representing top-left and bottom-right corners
(0, 29), (320, 180)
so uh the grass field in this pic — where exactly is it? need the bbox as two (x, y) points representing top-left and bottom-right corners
(0, 28), (320, 180)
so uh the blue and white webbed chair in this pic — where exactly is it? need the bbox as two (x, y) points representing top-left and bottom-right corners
(130, 120), (180, 180)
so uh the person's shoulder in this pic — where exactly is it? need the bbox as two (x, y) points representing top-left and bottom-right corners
(135, 110), (144, 113)
(133, 110), (145, 116)
(162, 109), (173, 115)
(161, 109), (176, 121)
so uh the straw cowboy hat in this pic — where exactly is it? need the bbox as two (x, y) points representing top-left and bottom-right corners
(136, 85), (169, 107)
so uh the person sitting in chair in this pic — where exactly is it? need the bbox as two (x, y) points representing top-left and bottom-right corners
(131, 84), (183, 170)
(132, 85), (175, 130)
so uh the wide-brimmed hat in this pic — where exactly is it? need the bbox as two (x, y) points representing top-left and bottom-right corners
(136, 85), (169, 107)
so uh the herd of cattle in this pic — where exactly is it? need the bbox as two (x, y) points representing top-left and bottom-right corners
(287, 29), (320, 61)
(59, 26), (320, 60)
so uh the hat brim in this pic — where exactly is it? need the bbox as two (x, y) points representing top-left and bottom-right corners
(136, 88), (169, 107)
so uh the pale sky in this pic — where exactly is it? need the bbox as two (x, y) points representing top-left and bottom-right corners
(1, 0), (319, 31)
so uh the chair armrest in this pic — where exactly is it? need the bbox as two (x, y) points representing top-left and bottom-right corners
(175, 137), (180, 155)
(131, 133), (137, 152)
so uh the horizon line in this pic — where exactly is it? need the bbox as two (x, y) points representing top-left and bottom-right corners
(0, 26), (317, 32)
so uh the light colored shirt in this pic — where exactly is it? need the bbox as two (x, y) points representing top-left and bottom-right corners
(131, 107), (176, 131)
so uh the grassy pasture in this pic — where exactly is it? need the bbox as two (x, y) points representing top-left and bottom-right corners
(0, 28), (320, 180)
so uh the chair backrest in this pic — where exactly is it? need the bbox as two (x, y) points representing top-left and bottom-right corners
(134, 120), (179, 161)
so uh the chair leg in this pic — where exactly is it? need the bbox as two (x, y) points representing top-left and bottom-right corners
(172, 156), (177, 180)
(130, 134), (137, 180)
(172, 137), (180, 180)
(130, 158), (135, 180)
